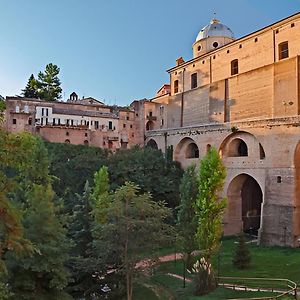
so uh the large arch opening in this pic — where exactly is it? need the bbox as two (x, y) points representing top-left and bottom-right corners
(174, 137), (199, 168)
(228, 138), (248, 157)
(226, 174), (263, 236)
(146, 121), (154, 131)
(185, 142), (199, 158)
(146, 139), (158, 149)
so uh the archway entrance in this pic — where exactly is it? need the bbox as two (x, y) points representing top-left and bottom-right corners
(227, 174), (263, 236)
(146, 139), (158, 149)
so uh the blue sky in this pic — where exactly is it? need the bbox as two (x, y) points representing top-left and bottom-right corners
(0, 0), (299, 105)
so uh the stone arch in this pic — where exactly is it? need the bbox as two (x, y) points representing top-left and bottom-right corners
(228, 138), (248, 157)
(146, 139), (158, 149)
(146, 121), (154, 131)
(185, 142), (199, 158)
(174, 137), (199, 168)
(226, 173), (263, 236)
(259, 143), (266, 159)
(219, 131), (265, 159)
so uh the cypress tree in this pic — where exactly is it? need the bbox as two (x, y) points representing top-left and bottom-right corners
(233, 232), (251, 269)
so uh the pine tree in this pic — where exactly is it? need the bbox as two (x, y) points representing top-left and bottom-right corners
(22, 74), (39, 98)
(37, 63), (62, 101)
(233, 232), (251, 269)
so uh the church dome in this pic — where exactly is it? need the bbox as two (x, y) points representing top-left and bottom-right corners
(196, 18), (234, 42)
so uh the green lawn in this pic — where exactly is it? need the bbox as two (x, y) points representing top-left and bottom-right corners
(146, 237), (300, 299)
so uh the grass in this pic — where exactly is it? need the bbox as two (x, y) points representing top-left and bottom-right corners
(146, 237), (300, 299)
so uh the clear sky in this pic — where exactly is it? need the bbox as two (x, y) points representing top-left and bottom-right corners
(0, 0), (299, 105)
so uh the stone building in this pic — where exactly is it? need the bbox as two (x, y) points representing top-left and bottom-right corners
(5, 93), (137, 150)
(134, 12), (300, 247)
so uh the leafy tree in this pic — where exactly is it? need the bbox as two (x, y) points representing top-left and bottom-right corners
(177, 165), (198, 270)
(0, 132), (71, 299)
(233, 232), (251, 269)
(45, 142), (109, 199)
(7, 184), (71, 300)
(194, 147), (227, 295)
(91, 166), (110, 223)
(37, 63), (62, 101)
(107, 146), (183, 209)
(22, 74), (39, 98)
(94, 183), (175, 300)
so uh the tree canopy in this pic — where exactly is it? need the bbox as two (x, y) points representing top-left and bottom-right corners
(22, 64), (62, 101)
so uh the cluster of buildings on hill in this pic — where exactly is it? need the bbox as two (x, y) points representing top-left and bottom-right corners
(4, 12), (300, 247)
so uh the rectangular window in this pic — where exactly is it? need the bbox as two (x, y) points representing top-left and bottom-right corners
(95, 121), (99, 129)
(28, 118), (32, 125)
(108, 121), (113, 130)
(279, 41), (289, 60)
(58, 118), (61, 125)
(231, 59), (239, 75)
(13, 118), (17, 124)
(191, 73), (197, 89)
(174, 80), (179, 93)
(53, 118), (56, 125)
(123, 124), (126, 128)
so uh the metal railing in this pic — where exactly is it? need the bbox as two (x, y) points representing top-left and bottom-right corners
(218, 276), (298, 299)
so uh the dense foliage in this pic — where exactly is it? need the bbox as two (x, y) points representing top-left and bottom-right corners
(45, 143), (183, 210)
(0, 131), (70, 299)
(0, 134), (183, 299)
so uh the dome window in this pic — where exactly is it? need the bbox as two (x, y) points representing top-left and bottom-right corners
(213, 41), (219, 48)
(197, 45), (202, 51)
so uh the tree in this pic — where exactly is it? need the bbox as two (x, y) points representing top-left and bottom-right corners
(194, 147), (227, 295)
(94, 183), (175, 300)
(0, 100), (5, 124)
(7, 184), (71, 300)
(233, 232), (251, 269)
(37, 63), (62, 101)
(91, 166), (110, 223)
(22, 74), (39, 98)
(0, 132), (71, 299)
(177, 165), (198, 270)
(107, 146), (183, 209)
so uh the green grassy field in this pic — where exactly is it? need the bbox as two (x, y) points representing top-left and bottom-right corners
(145, 237), (300, 299)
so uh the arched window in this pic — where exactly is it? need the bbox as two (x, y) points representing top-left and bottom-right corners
(146, 121), (154, 131)
(228, 138), (248, 157)
(186, 143), (199, 159)
(84, 140), (89, 146)
(231, 59), (239, 75)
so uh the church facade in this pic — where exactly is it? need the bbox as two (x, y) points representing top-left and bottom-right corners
(135, 12), (300, 247)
